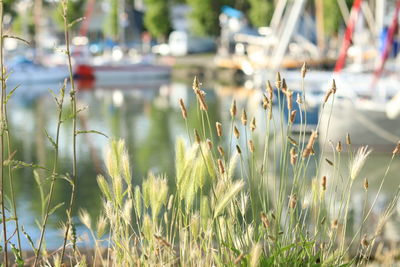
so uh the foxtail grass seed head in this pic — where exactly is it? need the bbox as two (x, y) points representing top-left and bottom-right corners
(346, 133), (351, 145)
(267, 80), (273, 100)
(331, 219), (338, 229)
(236, 145), (242, 154)
(336, 141), (342, 152)
(217, 145), (225, 157)
(230, 99), (237, 117)
(323, 89), (333, 103)
(260, 212), (270, 228)
(206, 139), (213, 150)
(196, 89), (208, 111)
(262, 95), (269, 110)
(282, 78), (287, 93)
(241, 109), (247, 126)
(289, 194), (297, 209)
(364, 178), (369, 191)
(331, 79), (337, 94)
(303, 130), (318, 157)
(179, 98), (187, 119)
(275, 72), (282, 89)
(194, 129), (201, 144)
(234, 125), (240, 139)
(361, 235), (369, 247)
(393, 141), (400, 155)
(192, 76), (200, 91)
(286, 90), (293, 111)
(321, 176), (327, 191)
(248, 140), (255, 153)
(290, 110), (297, 123)
(217, 159), (225, 174)
(290, 148), (297, 166)
(301, 62), (308, 78)
(216, 122), (222, 137)
(250, 117), (256, 131)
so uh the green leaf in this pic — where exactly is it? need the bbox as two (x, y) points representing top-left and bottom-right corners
(5, 85), (19, 104)
(44, 129), (57, 149)
(22, 226), (37, 254)
(49, 202), (64, 216)
(76, 130), (108, 138)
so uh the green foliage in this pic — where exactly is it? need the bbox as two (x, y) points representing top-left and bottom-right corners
(247, 0), (274, 27)
(143, 0), (171, 39)
(104, 0), (120, 40)
(186, 0), (223, 36)
(323, 0), (353, 37)
(53, 0), (86, 31)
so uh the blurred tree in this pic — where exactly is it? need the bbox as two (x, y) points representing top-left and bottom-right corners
(247, 0), (273, 27)
(323, 0), (353, 37)
(186, 0), (225, 36)
(53, 0), (86, 31)
(104, 0), (120, 40)
(143, 0), (171, 39)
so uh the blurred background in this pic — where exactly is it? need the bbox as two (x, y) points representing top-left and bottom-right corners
(2, 0), (400, 250)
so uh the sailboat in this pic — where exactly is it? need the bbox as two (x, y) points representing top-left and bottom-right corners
(318, 0), (400, 150)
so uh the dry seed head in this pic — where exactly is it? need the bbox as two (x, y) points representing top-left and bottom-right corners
(217, 159), (225, 174)
(336, 141), (342, 152)
(286, 90), (293, 111)
(236, 145), (242, 154)
(392, 141), (400, 155)
(179, 98), (187, 119)
(194, 129), (201, 144)
(262, 95), (269, 110)
(321, 176), (327, 191)
(331, 219), (338, 229)
(301, 62), (308, 78)
(331, 79), (337, 94)
(260, 212), (270, 228)
(206, 139), (213, 150)
(364, 178), (369, 191)
(346, 133), (351, 145)
(303, 130), (318, 157)
(216, 122), (222, 137)
(275, 72), (282, 89)
(217, 145), (225, 157)
(250, 117), (256, 131)
(248, 140), (255, 153)
(192, 76), (200, 91)
(196, 90), (208, 111)
(325, 158), (333, 166)
(290, 148), (297, 166)
(267, 80), (273, 100)
(290, 110), (297, 123)
(323, 89), (333, 103)
(234, 253), (245, 264)
(282, 78), (287, 93)
(361, 235), (369, 247)
(234, 125), (240, 139)
(230, 99), (237, 117)
(241, 109), (247, 125)
(289, 194), (297, 209)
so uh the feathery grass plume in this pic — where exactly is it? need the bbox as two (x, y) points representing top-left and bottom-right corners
(248, 140), (255, 153)
(96, 214), (107, 238)
(217, 159), (225, 174)
(290, 110), (297, 123)
(250, 242), (262, 267)
(346, 133), (351, 145)
(227, 153), (238, 181)
(350, 146), (372, 180)
(142, 214), (153, 241)
(303, 130), (318, 157)
(364, 178), (369, 191)
(336, 141), (342, 152)
(234, 125), (240, 139)
(267, 80), (273, 100)
(282, 78), (288, 93)
(301, 62), (308, 78)
(217, 145), (225, 157)
(142, 173), (168, 220)
(241, 109), (247, 126)
(250, 117), (256, 131)
(236, 145), (242, 154)
(194, 129), (201, 144)
(122, 199), (133, 224)
(275, 72), (282, 89)
(213, 180), (244, 218)
(121, 147), (131, 186)
(286, 90), (293, 111)
(179, 98), (187, 119)
(79, 209), (91, 229)
(216, 122), (222, 137)
(321, 176), (327, 191)
(260, 212), (270, 228)
(392, 141), (400, 155)
(289, 194), (297, 209)
(290, 148), (297, 166)
(97, 175), (111, 201)
(206, 138), (213, 150)
(230, 99), (237, 117)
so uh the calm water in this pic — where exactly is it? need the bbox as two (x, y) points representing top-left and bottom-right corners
(5, 77), (400, 250)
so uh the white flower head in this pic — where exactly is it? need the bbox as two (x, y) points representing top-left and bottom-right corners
(350, 146), (372, 180)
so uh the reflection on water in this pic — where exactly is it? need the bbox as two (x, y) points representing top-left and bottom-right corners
(6, 79), (400, 249)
